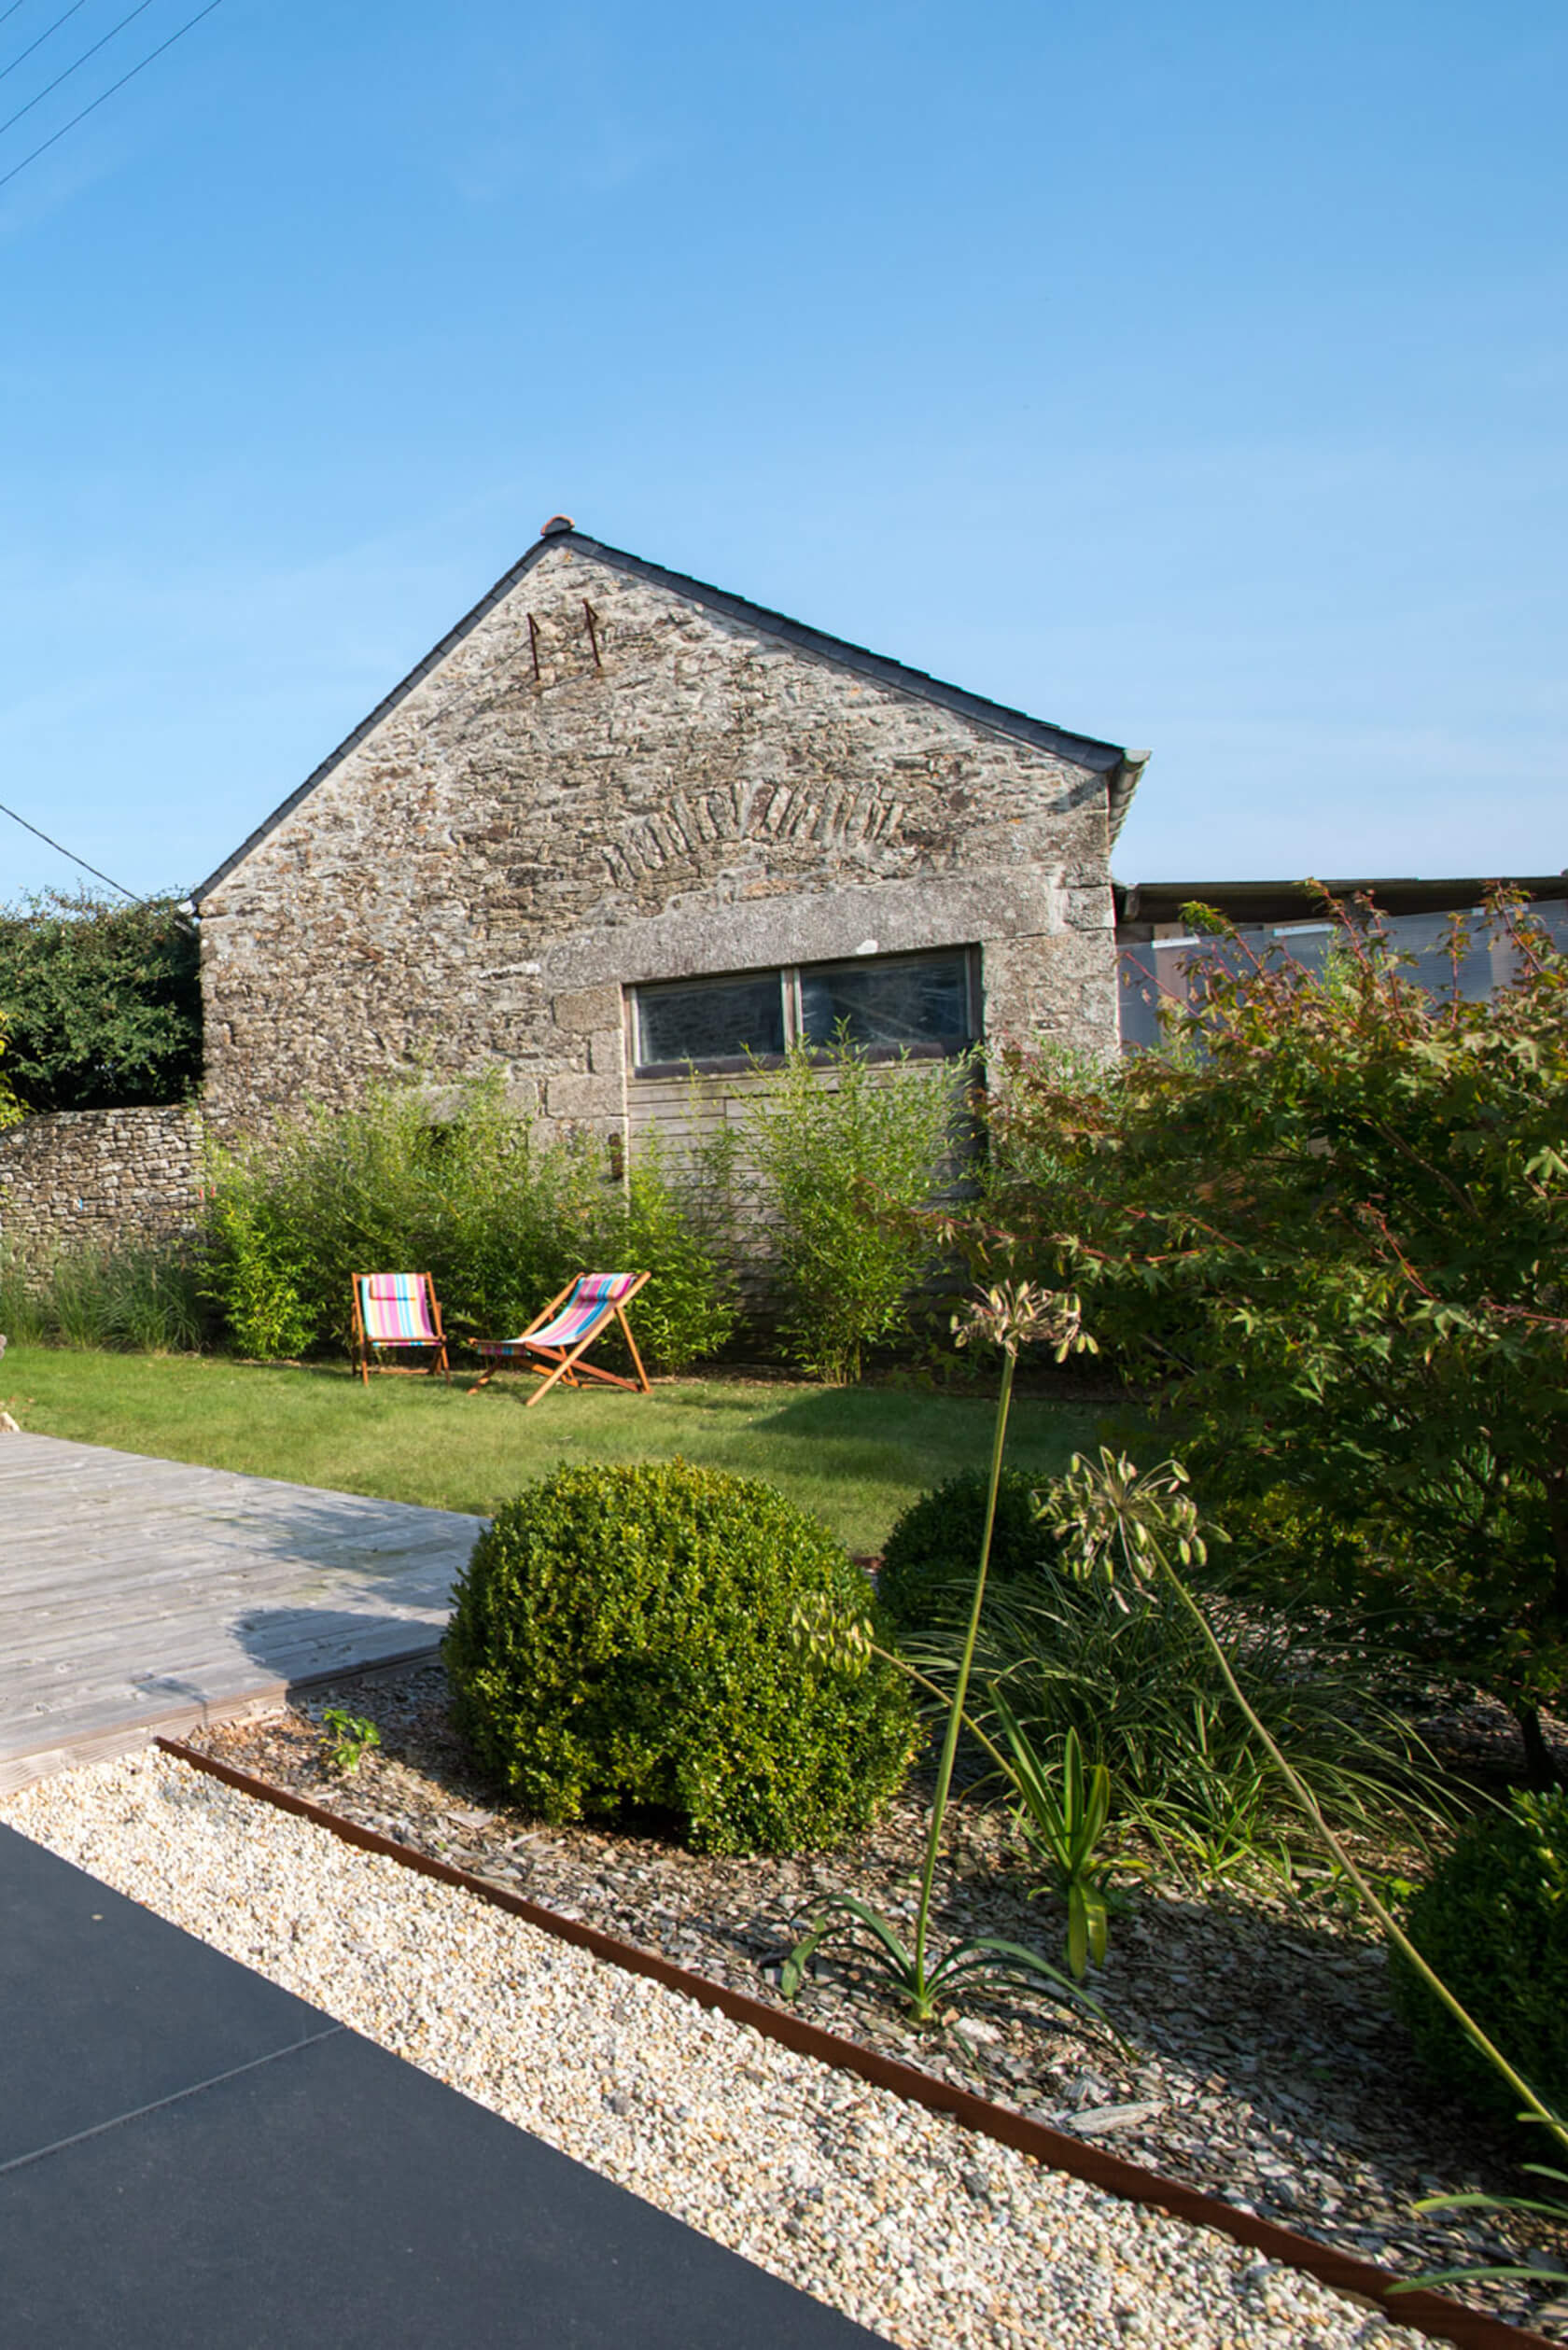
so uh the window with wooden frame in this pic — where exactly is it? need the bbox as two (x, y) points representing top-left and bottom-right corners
(630, 947), (977, 1077)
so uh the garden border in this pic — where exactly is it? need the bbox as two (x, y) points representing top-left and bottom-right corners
(159, 1737), (1557, 2350)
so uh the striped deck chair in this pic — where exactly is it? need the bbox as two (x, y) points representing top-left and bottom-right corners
(350, 1272), (451, 1385)
(468, 1271), (651, 1407)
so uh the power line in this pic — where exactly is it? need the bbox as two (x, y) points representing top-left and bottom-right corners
(0, 0), (91, 88)
(0, 0), (225, 191)
(0, 0), (157, 141)
(0, 2), (34, 32)
(0, 797), (139, 899)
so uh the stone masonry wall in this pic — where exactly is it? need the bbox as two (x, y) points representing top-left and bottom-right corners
(0, 1105), (204, 1258)
(200, 541), (1122, 1147)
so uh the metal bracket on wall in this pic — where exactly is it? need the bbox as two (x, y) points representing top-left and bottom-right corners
(582, 600), (603, 669)
(527, 613), (542, 683)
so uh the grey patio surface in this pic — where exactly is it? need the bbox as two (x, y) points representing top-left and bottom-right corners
(0, 1430), (480, 1791)
(0, 1819), (885, 2348)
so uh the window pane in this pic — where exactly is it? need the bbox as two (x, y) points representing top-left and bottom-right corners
(800, 953), (972, 1053)
(636, 972), (785, 1066)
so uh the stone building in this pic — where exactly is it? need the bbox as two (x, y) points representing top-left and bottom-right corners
(194, 523), (1147, 1156)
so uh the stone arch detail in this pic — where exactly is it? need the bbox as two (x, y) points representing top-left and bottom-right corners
(603, 782), (904, 883)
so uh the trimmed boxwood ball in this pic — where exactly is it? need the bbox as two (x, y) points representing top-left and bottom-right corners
(442, 1460), (918, 1856)
(877, 1466), (1061, 1637)
(1391, 1789), (1568, 2126)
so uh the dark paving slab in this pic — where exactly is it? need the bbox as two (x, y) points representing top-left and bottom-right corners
(0, 1825), (887, 2350)
(0, 1824), (325, 2165)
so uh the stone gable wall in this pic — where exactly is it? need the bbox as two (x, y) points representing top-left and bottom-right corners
(0, 1104), (204, 1258)
(200, 544), (1119, 1144)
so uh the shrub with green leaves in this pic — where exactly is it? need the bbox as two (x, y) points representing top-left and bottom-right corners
(443, 1461), (918, 1854)
(203, 1071), (735, 1372)
(877, 1466), (1063, 1635)
(1393, 1790), (1568, 2125)
(204, 1071), (574, 1355)
(0, 1026), (21, 1131)
(596, 1135), (737, 1374)
(205, 1185), (316, 1361)
(0, 889), (201, 1112)
(973, 892), (1568, 1781)
(745, 1036), (972, 1384)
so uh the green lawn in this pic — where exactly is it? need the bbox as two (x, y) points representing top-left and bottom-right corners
(0, 1347), (1105, 1554)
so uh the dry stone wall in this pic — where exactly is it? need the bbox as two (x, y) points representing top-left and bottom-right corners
(0, 1105), (203, 1258)
(199, 539), (1125, 1148)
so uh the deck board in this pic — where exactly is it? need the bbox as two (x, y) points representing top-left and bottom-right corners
(0, 1433), (481, 1790)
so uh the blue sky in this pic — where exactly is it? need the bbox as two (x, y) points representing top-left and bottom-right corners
(0, 0), (1562, 902)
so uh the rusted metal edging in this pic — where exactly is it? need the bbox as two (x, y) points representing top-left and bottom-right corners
(158, 1738), (1557, 2350)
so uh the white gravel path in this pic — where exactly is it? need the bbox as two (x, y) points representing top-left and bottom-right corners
(3, 1750), (1430, 2350)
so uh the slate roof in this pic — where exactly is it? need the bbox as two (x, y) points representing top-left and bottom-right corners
(194, 530), (1147, 903)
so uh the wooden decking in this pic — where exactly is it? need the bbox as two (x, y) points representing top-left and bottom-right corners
(0, 1433), (482, 1791)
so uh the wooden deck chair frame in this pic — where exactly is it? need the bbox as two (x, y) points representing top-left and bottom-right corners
(350, 1272), (451, 1386)
(469, 1270), (651, 1407)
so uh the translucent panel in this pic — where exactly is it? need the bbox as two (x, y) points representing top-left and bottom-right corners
(799, 953), (972, 1053)
(1116, 947), (1171, 1051)
(1384, 908), (1527, 1001)
(1118, 902), (1568, 1052)
(636, 972), (785, 1067)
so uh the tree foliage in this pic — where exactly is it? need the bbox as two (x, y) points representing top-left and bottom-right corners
(975, 892), (1568, 1773)
(0, 888), (202, 1112)
(0, 1028), (21, 1130)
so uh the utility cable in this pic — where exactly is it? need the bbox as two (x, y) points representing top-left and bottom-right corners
(0, 0), (90, 88)
(0, 0), (156, 141)
(0, 2), (33, 33)
(0, 796), (140, 899)
(0, 0), (225, 191)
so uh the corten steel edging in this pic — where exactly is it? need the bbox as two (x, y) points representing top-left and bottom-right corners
(158, 1739), (1557, 2350)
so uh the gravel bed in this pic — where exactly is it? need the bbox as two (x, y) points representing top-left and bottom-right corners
(2, 1747), (1432, 2350)
(185, 1663), (1568, 2338)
